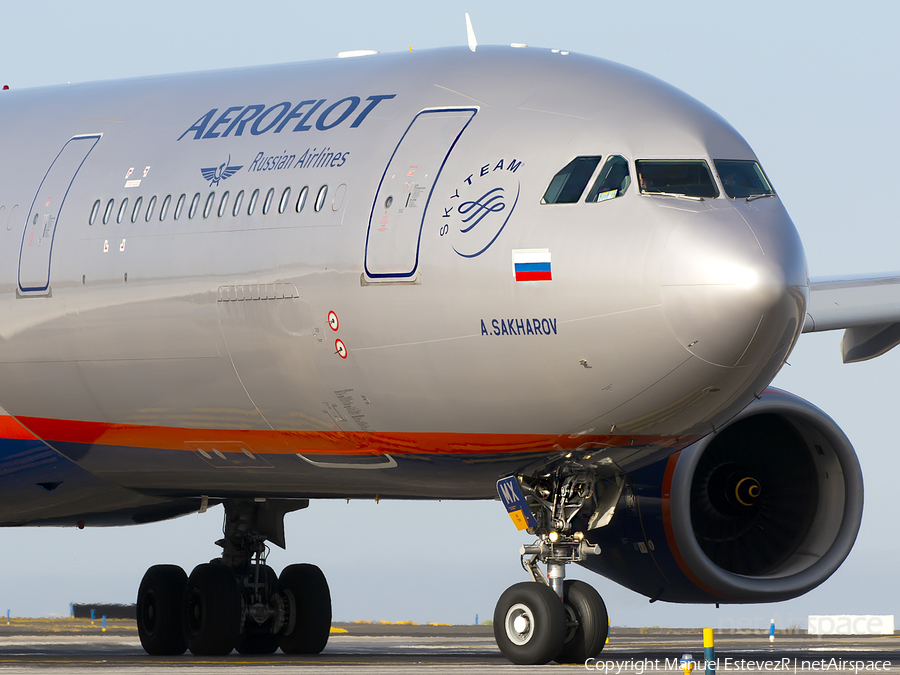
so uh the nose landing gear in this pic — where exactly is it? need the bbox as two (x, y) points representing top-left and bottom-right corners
(493, 466), (612, 665)
(135, 498), (331, 657)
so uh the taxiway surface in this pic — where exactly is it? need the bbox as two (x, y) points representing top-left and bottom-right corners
(0, 620), (898, 673)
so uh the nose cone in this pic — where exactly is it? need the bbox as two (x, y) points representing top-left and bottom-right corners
(660, 205), (807, 368)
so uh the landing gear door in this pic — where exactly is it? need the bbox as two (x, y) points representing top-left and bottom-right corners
(364, 108), (477, 280)
(19, 134), (101, 295)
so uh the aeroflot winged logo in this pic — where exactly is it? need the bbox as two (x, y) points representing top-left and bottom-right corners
(201, 155), (243, 186)
(441, 158), (522, 258)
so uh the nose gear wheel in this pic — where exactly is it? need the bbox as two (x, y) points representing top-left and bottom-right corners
(493, 461), (612, 665)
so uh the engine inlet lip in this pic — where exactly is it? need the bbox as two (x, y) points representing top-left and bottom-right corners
(667, 388), (863, 601)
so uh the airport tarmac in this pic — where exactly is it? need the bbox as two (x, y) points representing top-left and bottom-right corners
(0, 620), (898, 673)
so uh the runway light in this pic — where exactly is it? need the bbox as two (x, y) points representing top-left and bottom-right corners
(548, 531), (559, 542)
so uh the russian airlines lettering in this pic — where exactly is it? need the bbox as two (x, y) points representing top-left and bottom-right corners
(178, 94), (396, 141)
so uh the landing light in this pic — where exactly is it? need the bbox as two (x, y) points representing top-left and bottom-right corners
(574, 532), (584, 541)
(548, 531), (559, 542)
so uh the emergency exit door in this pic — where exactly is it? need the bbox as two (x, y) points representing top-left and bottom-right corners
(364, 108), (477, 279)
(19, 134), (101, 294)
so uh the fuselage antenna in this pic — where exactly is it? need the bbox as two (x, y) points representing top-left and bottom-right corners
(465, 13), (477, 52)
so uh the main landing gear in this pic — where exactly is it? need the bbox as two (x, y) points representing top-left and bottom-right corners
(493, 463), (614, 665)
(136, 498), (330, 656)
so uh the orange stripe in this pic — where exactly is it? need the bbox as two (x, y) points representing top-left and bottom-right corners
(660, 451), (726, 599)
(14, 415), (695, 457)
(0, 414), (40, 441)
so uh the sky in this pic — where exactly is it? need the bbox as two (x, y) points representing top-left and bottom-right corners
(1, 0), (899, 631)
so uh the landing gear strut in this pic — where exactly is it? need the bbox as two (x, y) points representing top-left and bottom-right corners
(136, 498), (331, 656)
(493, 464), (612, 665)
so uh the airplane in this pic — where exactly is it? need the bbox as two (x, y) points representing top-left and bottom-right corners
(0, 36), (891, 665)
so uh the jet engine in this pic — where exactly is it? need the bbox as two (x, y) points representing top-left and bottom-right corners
(579, 389), (863, 603)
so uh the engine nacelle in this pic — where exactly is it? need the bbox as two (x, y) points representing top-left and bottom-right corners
(579, 388), (863, 603)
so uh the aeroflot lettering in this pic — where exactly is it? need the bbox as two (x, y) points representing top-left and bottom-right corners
(481, 318), (558, 336)
(178, 94), (396, 141)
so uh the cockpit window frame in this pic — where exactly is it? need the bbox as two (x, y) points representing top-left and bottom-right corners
(585, 155), (631, 203)
(541, 155), (603, 205)
(635, 159), (719, 200)
(713, 159), (776, 200)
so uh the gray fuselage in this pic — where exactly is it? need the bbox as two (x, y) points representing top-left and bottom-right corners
(0, 46), (807, 504)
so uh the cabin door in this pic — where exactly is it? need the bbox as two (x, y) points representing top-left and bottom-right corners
(364, 108), (477, 280)
(19, 134), (101, 294)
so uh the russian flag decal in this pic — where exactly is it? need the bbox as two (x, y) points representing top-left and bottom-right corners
(513, 249), (552, 282)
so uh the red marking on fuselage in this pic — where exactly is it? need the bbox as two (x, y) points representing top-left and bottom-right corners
(0, 415), (41, 440)
(12, 415), (699, 458)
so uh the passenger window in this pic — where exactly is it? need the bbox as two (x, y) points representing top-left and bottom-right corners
(145, 195), (157, 222)
(586, 156), (630, 202)
(203, 192), (215, 218)
(116, 198), (129, 224)
(541, 156), (602, 204)
(296, 186), (309, 212)
(248, 189), (259, 216)
(314, 185), (328, 212)
(131, 196), (143, 223)
(636, 160), (718, 199)
(278, 187), (291, 214)
(174, 194), (186, 220)
(714, 159), (775, 199)
(233, 190), (244, 217)
(218, 191), (230, 217)
(160, 195), (172, 221)
(103, 199), (114, 224)
(188, 193), (201, 219)
(262, 188), (275, 215)
(89, 199), (101, 225)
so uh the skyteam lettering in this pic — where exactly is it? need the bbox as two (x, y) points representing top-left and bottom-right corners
(481, 318), (558, 336)
(178, 94), (396, 141)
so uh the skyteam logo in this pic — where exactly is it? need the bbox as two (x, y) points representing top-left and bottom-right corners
(440, 158), (522, 258)
(201, 155), (243, 187)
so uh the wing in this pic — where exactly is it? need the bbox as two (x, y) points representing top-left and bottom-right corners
(221, 164), (243, 180)
(200, 167), (218, 182)
(803, 273), (900, 362)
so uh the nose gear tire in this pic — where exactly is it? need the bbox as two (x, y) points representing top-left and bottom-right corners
(554, 579), (609, 663)
(493, 582), (566, 665)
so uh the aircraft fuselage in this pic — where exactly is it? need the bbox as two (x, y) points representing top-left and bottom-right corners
(0, 46), (807, 504)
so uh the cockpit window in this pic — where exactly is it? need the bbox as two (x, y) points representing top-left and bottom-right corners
(586, 155), (630, 202)
(541, 156), (602, 204)
(714, 160), (775, 199)
(636, 160), (718, 199)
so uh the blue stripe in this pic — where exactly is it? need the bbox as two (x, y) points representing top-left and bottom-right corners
(514, 262), (551, 272)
